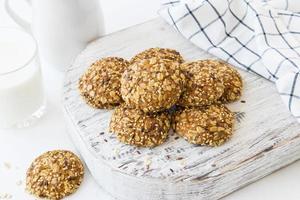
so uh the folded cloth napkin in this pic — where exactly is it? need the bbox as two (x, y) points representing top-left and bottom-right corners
(159, 0), (300, 122)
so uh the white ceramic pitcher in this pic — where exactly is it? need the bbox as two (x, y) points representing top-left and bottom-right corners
(5, 0), (105, 71)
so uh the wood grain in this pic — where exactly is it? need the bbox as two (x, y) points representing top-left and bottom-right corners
(63, 18), (300, 200)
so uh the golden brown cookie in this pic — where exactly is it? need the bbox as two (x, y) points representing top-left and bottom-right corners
(121, 57), (186, 113)
(131, 47), (184, 64)
(178, 60), (224, 107)
(78, 57), (129, 109)
(214, 61), (243, 103)
(109, 104), (171, 147)
(172, 104), (234, 146)
(26, 150), (84, 200)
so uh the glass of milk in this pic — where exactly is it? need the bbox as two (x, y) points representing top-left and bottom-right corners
(0, 27), (45, 129)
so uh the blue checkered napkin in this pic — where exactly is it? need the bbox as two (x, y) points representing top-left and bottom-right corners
(159, 0), (300, 122)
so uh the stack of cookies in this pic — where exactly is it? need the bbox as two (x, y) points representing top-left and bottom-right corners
(78, 48), (243, 148)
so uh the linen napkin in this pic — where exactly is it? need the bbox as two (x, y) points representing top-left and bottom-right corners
(159, 0), (300, 122)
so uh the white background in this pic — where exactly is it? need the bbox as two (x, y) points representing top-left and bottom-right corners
(0, 0), (300, 199)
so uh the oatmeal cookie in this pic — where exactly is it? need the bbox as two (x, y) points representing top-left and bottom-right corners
(130, 47), (184, 64)
(78, 57), (129, 109)
(110, 104), (171, 147)
(178, 60), (224, 107)
(26, 150), (84, 200)
(173, 104), (234, 146)
(121, 57), (186, 113)
(214, 60), (243, 103)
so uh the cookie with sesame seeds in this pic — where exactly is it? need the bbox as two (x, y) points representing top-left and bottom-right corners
(121, 57), (186, 113)
(177, 60), (224, 107)
(172, 104), (234, 146)
(26, 150), (84, 200)
(130, 47), (184, 64)
(109, 104), (171, 147)
(78, 57), (129, 109)
(214, 60), (243, 103)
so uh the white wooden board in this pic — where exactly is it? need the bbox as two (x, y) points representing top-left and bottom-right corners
(63, 18), (300, 200)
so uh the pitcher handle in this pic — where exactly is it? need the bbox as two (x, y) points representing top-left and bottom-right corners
(5, 0), (32, 34)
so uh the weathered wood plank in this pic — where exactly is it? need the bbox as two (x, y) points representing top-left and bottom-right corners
(63, 18), (300, 200)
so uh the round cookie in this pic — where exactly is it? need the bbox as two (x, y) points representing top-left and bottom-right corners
(78, 57), (129, 109)
(178, 60), (224, 107)
(121, 57), (186, 113)
(109, 104), (171, 147)
(173, 104), (234, 146)
(26, 150), (84, 200)
(214, 60), (243, 103)
(131, 47), (184, 64)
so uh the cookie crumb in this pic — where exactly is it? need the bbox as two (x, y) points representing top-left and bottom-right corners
(16, 180), (23, 186)
(180, 160), (186, 166)
(114, 148), (120, 156)
(3, 162), (11, 170)
(0, 193), (12, 199)
(144, 157), (152, 167)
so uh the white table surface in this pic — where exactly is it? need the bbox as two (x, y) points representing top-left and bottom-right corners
(0, 0), (300, 199)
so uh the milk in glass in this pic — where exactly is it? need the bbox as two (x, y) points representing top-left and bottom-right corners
(0, 28), (45, 128)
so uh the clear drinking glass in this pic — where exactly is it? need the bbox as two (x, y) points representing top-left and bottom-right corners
(0, 27), (45, 129)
